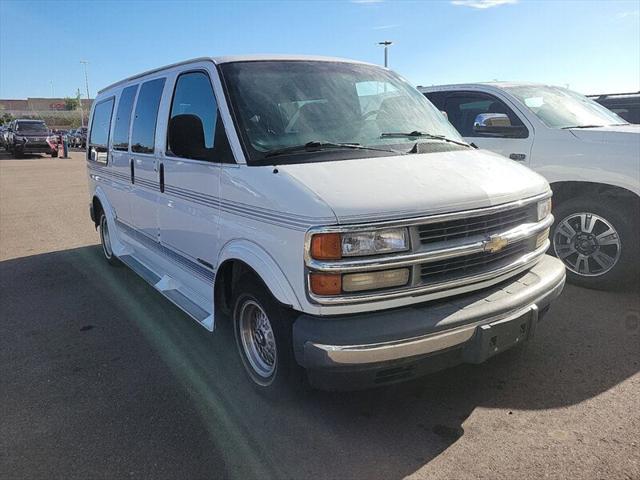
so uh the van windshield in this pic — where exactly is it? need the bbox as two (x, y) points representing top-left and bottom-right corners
(504, 85), (628, 129)
(220, 61), (464, 164)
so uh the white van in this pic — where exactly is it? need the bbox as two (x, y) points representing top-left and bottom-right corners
(420, 83), (640, 289)
(86, 56), (565, 391)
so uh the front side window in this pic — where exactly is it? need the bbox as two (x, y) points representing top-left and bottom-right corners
(443, 93), (526, 138)
(113, 85), (138, 151)
(220, 61), (464, 165)
(88, 97), (115, 164)
(131, 78), (166, 154)
(505, 85), (628, 129)
(166, 71), (233, 162)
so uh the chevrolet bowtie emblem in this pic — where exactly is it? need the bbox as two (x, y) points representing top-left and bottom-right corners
(484, 235), (508, 253)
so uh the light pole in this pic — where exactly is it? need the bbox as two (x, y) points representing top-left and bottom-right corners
(378, 40), (393, 68)
(50, 80), (54, 98)
(80, 60), (91, 101)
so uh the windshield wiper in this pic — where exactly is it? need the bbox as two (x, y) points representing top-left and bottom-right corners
(380, 131), (471, 148)
(561, 125), (603, 129)
(263, 141), (403, 159)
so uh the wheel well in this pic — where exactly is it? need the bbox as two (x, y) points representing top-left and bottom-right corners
(92, 196), (103, 227)
(550, 181), (640, 214)
(214, 260), (266, 317)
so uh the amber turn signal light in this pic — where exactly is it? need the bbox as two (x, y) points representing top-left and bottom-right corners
(309, 273), (342, 295)
(310, 233), (342, 260)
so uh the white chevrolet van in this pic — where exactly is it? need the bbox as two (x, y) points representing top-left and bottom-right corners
(420, 83), (640, 289)
(86, 56), (565, 391)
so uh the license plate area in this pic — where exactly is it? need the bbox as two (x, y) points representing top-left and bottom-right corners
(462, 306), (538, 364)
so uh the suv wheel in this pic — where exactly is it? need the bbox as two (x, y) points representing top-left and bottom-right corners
(551, 197), (638, 289)
(232, 274), (303, 395)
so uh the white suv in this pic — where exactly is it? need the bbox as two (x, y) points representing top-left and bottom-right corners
(420, 83), (640, 289)
(86, 57), (565, 392)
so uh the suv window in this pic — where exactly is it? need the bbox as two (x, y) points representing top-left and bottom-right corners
(167, 71), (234, 163)
(16, 121), (48, 133)
(441, 92), (527, 138)
(131, 78), (166, 154)
(88, 97), (115, 164)
(113, 85), (138, 151)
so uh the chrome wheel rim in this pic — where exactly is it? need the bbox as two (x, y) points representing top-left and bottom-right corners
(553, 212), (621, 277)
(100, 215), (113, 259)
(238, 300), (277, 380)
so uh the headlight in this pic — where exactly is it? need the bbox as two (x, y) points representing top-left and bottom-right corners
(537, 198), (552, 221)
(342, 228), (409, 257)
(342, 268), (410, 292)
(310, 228), (409, 260)
(308, 268), (410, 295)
(536, 227), (550, 248)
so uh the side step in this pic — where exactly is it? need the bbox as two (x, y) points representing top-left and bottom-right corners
(119, 254), (214, 331)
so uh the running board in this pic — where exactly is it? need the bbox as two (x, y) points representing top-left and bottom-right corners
(119, 254), (214, 331)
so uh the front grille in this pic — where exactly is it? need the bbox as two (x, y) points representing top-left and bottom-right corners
(420, 239), (529, 284)
(417, 205), (536, 245)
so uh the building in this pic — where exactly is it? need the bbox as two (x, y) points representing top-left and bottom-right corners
(0, 97), (93, 129)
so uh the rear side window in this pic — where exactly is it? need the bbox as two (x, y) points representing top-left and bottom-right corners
(131, 78), (165, 154)
(89, 97), (115, 164)
(113, 85), (138, 151)
(167, 71), (234, 163)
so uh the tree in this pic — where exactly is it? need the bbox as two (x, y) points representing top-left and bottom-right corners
(64, 97), (79, 111)
(0, 112), (13, 125)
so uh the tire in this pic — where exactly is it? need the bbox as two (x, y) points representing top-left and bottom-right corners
(550, 196), (639, 289)
(232, 274), (304, 395)
(98, 212), (120, 266)
(51, 151), (58, 158)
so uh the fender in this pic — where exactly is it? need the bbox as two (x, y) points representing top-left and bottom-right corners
(92, 186), (130, 258)
(217, 239), (302, 310)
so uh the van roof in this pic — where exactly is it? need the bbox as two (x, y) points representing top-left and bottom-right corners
(98, 55), (375, 94)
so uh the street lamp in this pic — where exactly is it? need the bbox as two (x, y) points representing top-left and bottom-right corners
(80, 60), (91, 101)
(378, 40), (393, 68)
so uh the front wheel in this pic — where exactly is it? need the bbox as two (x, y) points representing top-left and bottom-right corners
(550, 197), (639, 289)
(232, 274), (303, 395)
(99, 212), (120, 266)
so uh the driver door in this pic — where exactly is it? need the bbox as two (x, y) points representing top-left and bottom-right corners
(441, 91), (534, 165)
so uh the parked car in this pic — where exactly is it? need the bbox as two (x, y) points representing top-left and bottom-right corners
(0, 126), (7, 148)
(6, 119), (58, 157)
(588, 92), (640, 124)
(420, 83), (639, 289)
(87, 56), (565, 392)
(68, 127), (87, 148)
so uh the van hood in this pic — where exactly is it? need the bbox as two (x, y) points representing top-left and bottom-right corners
(568, 124), (640, 144)
(278, 149), (549, 224)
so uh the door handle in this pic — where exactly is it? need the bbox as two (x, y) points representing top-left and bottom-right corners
(509, 153), (526, 161)
(159, 163), (165, 193)
(130, 159), (135, 184)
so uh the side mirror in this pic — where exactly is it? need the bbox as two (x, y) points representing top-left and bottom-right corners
(440, 110), (448, 120)
(168, 114), (208, 160)
(473, 113), (527, 138)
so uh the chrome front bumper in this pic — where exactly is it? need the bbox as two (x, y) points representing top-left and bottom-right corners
(294, 254), (566, 370)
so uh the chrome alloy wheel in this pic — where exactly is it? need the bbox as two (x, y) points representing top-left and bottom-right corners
(99, 214), (113, 259)
(553, 212), (621, 277)
(238, 299), (277, 380)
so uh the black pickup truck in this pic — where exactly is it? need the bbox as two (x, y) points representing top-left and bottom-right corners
(6, 119), (58, 157)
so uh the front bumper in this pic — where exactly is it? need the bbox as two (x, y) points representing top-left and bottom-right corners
(14, 142), (54, 153)
(293, 254), (565, 389)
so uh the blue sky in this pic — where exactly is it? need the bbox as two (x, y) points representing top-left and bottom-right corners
(1, 0), (638, 99)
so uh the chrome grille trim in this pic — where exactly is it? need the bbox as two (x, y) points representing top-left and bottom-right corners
(308, 240), (550, 305)
(417, 205), (535, 244)
(306, 215), (552, 273)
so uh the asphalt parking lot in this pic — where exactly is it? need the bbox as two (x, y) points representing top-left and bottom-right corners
(1, 151), (638, 480)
